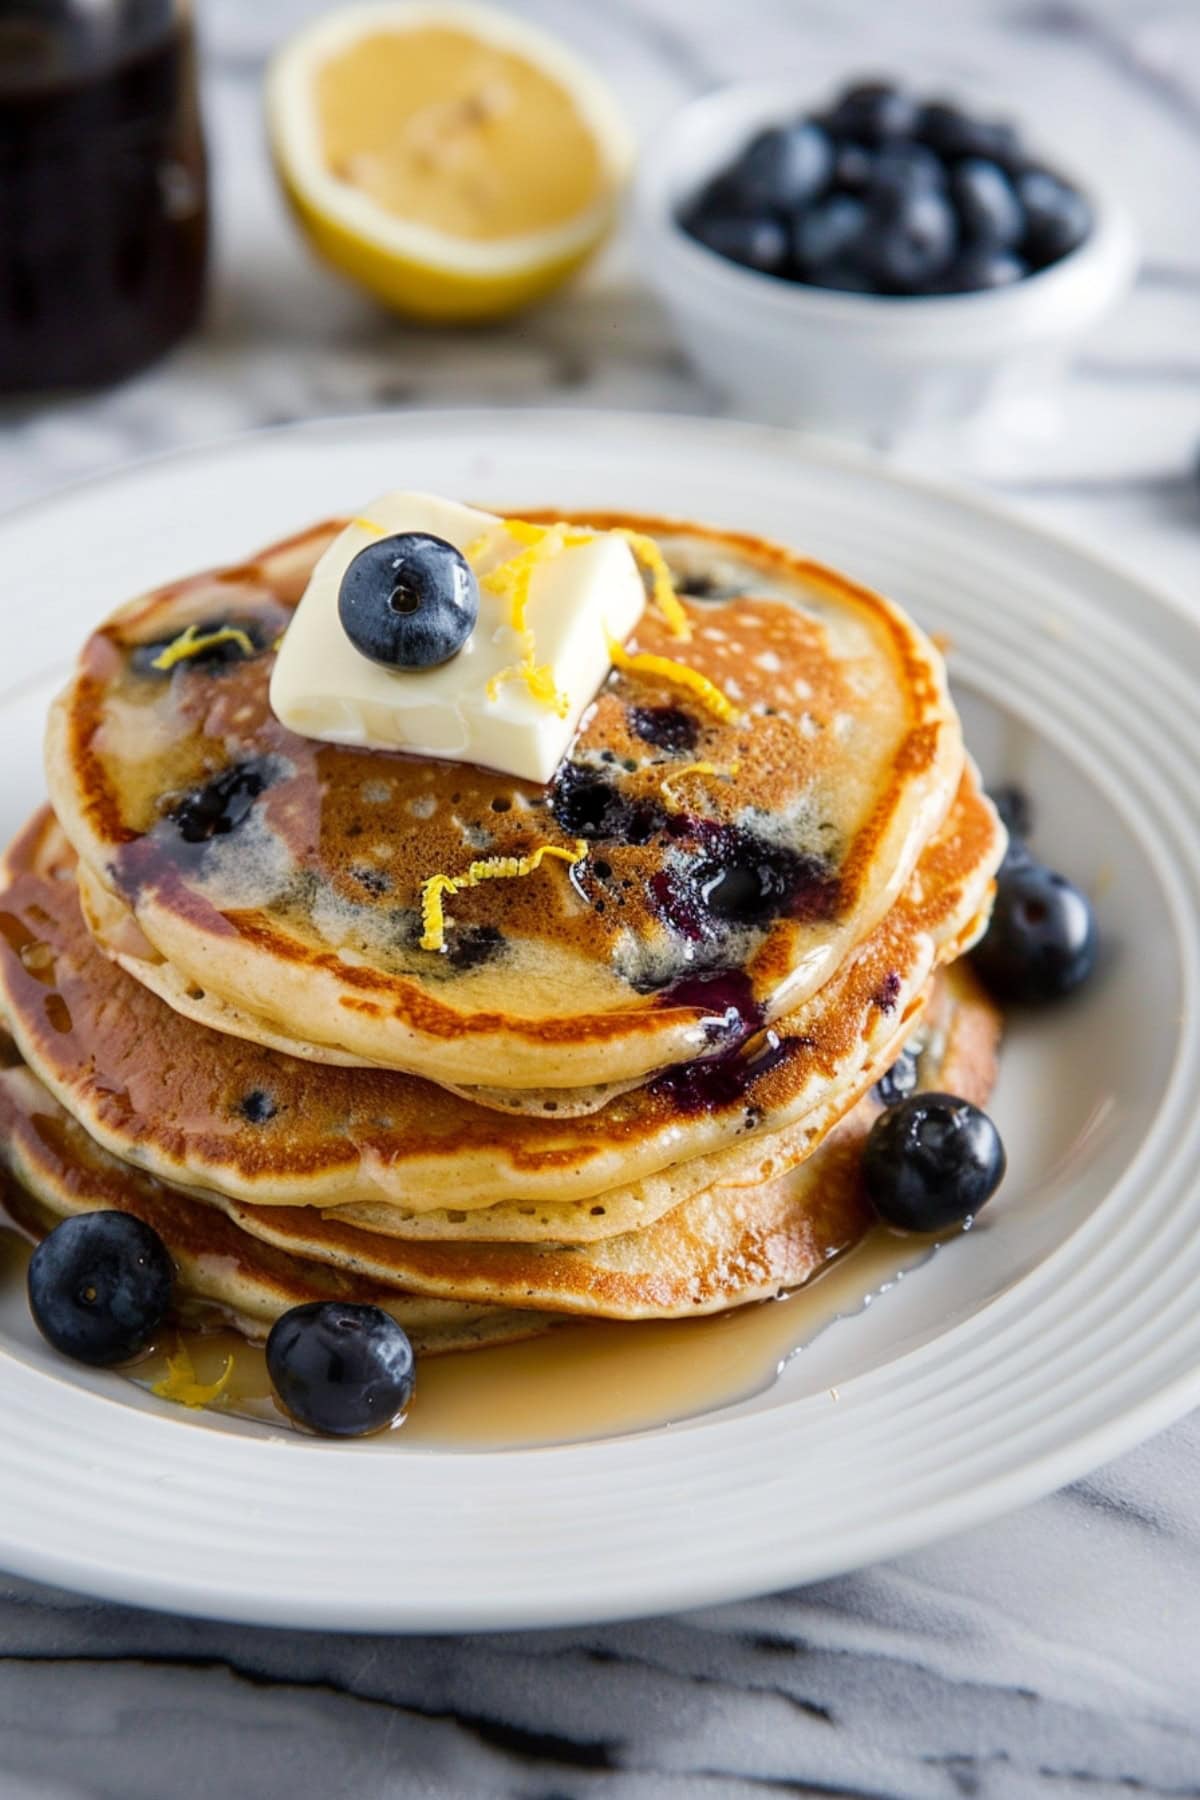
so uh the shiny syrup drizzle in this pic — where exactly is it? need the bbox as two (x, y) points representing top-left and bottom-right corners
(0, 1218), (955, 1448)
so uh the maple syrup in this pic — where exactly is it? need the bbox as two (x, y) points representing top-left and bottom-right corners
(120, 1224), (949, 1447)
(0, 1), (208, 393)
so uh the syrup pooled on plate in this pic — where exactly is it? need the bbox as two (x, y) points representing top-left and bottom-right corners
(0, 1215), (953, 1448)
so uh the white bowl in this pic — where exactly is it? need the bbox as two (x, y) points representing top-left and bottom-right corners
(634, 80), (1138, 441)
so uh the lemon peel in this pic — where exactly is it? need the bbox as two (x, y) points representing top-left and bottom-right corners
(476, 520), (590, 715)
(420, 839), (587, 952)
(153, 1341), (235, 1409)
(607, 636), (739, 723)
(149, 624), (257, 672)
(659, 760), (741, 804)
(615, 529), (691, 641)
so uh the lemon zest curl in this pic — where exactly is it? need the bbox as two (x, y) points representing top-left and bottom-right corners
(152, 1342), (235, 1409)
(420, 840), (588, 953)
(149, 624), (256, 672)
(606, 636), (739, 723)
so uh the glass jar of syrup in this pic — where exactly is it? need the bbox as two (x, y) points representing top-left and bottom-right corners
(0, 0), (208, 393)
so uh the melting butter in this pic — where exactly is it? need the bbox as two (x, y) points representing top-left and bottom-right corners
(269, 491), (646, 783)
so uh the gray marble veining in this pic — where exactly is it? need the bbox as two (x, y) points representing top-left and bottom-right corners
(1, 1), (1199, 1795)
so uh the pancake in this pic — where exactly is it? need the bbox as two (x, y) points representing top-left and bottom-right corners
(0, 961), (999, 1327)
(0, 784), (1001, 1225)
(76, 864), (665, 1116)
(47, 509), (965, 1091)
(0, 1060), (556, 1354)
(216, 962), (1001, 1320)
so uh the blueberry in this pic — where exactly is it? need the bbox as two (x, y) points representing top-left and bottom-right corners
(951, 157), (1024, 247)
(987, 783), (1036, 872)
(691, 836), (836, 927)
(863, 1093), (1006, 1231)
(240, 1089), (278, 1124)
(266, 1302), (416, 1438)
(938, 246), (1027, 292)
(684, 208), (789, 275)
(972, 859), (1097, 1003)
(861, 187), (958, 292)
(27, 1211), (173, 1367)
(166, 759), (271, 844)
(917, 102), (1019, 164)
(826, 81), (919, 144)
(815, 262), (876, 293)
(832, 141), (874, 192)
(1017, 169), (1091, 265)
(873, 1046), (919, 1108)
(338, 533), (478, 671)
(731, 122), (833, 211)
(988, 783), (1034, 841)
(551, 763), (665, 843)
(629, 705), (699, 755)
(870, 142), (946, 197)
(791, 195), (868, 275)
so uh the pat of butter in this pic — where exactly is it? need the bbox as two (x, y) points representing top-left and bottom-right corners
(269, 492), (646, 784)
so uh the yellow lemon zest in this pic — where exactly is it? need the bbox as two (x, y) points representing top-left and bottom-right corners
(420, 839), (588, 952)
(659, 759), (741, 804)
(475, 520), (590, 715)
(615, 529), (691, 642)
(152, 1342), (235, 1410)
(352, 515), (386, 535)
(149, 623), (256, 672)
(607, 636), (739, 723)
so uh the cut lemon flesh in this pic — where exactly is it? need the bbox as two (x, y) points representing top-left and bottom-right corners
(267, 2), (634, 322)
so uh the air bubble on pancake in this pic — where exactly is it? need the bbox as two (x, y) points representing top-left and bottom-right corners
(408, 794), (437, 820)
(361, 780), (393, 805)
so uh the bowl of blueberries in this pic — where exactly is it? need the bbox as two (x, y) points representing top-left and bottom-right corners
(635, 76), (1136, 438)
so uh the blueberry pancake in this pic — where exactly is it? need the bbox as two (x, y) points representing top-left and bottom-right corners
(0, 782), (1000, 1229)
(0, 1061), (556, 1354)
(212, 964), (1001, 1320)
(46, 509), (965, 1092)
(0, 963), (998, 1325)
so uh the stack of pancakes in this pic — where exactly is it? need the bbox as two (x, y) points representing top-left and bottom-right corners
(0, 510), (1004, 1359)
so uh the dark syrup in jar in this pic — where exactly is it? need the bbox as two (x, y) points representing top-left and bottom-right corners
(0, 0), (208, 393)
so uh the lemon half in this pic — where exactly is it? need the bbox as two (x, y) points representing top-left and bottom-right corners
(267, 1), (635, 323)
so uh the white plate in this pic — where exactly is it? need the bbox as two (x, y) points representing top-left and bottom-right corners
(1, 410), (1197, 1631)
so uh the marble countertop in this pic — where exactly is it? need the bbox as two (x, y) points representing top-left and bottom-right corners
(2, 0), (1199, 1794)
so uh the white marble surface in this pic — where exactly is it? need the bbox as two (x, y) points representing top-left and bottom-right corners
(2, 0), (1200, 1794)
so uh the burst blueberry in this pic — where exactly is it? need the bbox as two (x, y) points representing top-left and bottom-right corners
(27, 1211), (174, 1366)
(166, 759), (272, 845)
(339, 532), (478, 671)
(266, 1301), (416, 1438)
(863, 1093), (1006, 1231)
